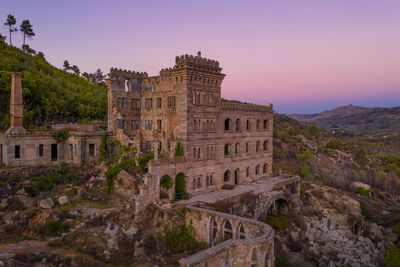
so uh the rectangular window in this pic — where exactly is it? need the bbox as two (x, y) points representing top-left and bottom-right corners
(15, 145), (20, 159)
(145, 98), (152, 111)
(51, 144), (58, 162)
(132, 120), (140, 130)
(157, 97), (162, 109)
(69, 144), (73, 160)
(131, 98), (139, 110)
(117, 97), (121, 108)
(0, 144), (3, 163)
(117, 119), (126, 129)
(39, 144), (44, 157)
(122, 98), (127, 108)
(89, 144), (95, 157)
(157, 120), (162, 131)
(145, 120), (152, 130)
(168, 96), (176, 109)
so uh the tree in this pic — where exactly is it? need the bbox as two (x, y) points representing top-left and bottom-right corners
(20, 20), (35, 47)
(71, 65), (80, 76)
(63, 60), (71, 71)
(0, 33), (6, 42)
(386, 244), (400, 267)
(4, 15), (17, 46)
(94, 68), (106, 84)
(22, 44), (36, 55)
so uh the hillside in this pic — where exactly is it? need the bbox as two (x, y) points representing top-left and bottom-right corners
(0, 40), (107, 131)
(290, 105), (400, 135)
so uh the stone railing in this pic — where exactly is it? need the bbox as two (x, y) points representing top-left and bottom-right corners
(179, 203), (274, 267)
(221, 101), (273, 112)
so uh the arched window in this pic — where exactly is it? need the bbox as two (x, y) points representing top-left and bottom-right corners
(210, 175), (214, 186)
(264, 119), (269, 130)
(251, 248), (258, 267)
(197, 177), (201, 189)
(210, 217), (218, 244)
(236, 119), (240, 130)
(256, 141), (260, 152)
(235, 143), (240, 154)
(255, 165), (260, 175)
(246, 167), (250, 177)
(256, 119), (260, 130)
(223, 220), (233, 240)
(193, 178), (197, 190)
(237, 223), (245, 239)
(224, 170), (230, 182)
(263, 164), (268, 174)
(224, 144), (231, 156)
(246, 119), (250, 130)
(224, 119), (231, 131)
(263, 141), (268, 152)
(206, 176), (210, 187)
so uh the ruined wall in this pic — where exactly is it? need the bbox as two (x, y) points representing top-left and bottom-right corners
(180, 205), (274, 267)
(0, 132), (107, 167)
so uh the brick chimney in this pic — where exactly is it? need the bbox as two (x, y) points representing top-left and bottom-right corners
(6, 72), (26, 133)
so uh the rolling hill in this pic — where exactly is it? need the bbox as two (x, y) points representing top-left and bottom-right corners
(290, 104), (400, 135)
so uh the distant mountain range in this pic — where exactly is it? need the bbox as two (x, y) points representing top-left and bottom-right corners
(289, 105), (400, 135)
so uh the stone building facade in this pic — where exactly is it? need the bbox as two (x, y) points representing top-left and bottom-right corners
(0, 73), (108, 167)
(107, 52), (274, 200)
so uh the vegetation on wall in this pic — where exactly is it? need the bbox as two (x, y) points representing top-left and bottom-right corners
(174, 173), (188, 200)
(52, 129), (69, 143)
(164, 223), (208, 254)
(174, 140), (184, 157)
(160, 175), (173, 190)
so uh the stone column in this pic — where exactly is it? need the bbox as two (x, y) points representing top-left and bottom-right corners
(6, 73), (26, 133)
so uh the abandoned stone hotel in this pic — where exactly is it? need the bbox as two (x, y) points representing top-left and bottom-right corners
(0, 52), (300, 266)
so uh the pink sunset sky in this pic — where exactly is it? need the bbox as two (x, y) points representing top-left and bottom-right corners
(2, 0), (400, 113)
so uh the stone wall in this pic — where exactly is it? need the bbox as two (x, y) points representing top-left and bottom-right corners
(179, 204), (274, 267)
(0, 132), (108, 167)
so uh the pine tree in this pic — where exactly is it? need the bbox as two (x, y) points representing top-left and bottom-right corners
(4, 15), (17, 46)
(20, 20), (35, 47)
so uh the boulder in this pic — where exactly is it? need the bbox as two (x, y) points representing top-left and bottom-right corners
(25, 211), (50, 238)
(347, 198), (361, 216)
(0, 199), (7, 209)
(123, 226), (138, 238)
(39, 198), (54, 209)
(58, 196), (68, 205)
(366, 223), (383, 242)
(353, 182), (370, 191)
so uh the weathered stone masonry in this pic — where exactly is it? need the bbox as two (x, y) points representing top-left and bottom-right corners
(107, 52), (274, 204)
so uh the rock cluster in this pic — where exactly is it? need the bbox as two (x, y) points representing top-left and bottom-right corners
(305, 213), (393, 266)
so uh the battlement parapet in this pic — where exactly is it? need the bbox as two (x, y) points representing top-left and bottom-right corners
(175, 52), (220, 69)
(221, 101), (273, 113)
(109, 68), (148, 79)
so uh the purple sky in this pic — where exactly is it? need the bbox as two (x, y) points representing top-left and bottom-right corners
(2, 0), (400, 114)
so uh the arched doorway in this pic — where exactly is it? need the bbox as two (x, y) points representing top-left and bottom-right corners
(234, 168), (240, 185)
(224, 170), (230, 182)
(174, 172), (187, 200)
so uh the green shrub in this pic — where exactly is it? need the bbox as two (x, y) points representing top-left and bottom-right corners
(119, 157), (137, 174)
(158, 153), (167, 159)
(174, 140), (184, 157)
(174, 173), (188, 200)
(164, 224), (208, 254)
(386, 244), (400, 267)
(299, 163), (313, 180)
(137, 152), (154, 172)
(66, 187), (78, 197)
(160, 175), (173, 189)
(105, 165), (121, 194)
(47, 220), (65, 236)
(266, 214), (287, 230)
(355, 148), (368, 165)
(325, 139), (340, 150)
(357, 187), (370, 198)
(52, 129), (70, 143)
